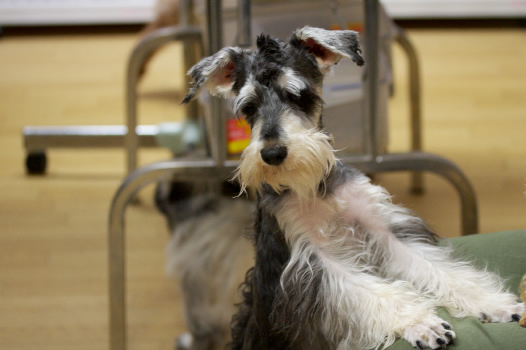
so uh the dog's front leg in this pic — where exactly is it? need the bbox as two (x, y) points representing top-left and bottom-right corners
(383, 212), (525, 324)
(319, 265), (454, 350)
(231, 201), (293, 350)
(274, 239), (454, 349)
(338, 174), (524, 325)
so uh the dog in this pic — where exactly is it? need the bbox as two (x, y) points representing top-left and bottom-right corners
(156, 180), (254, 350)
(181, 26), (525, 349)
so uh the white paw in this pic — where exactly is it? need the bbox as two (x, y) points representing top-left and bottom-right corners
(479, 302), (525, 323)
(403, 315), (456, 349)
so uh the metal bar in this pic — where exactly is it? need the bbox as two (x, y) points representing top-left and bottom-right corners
(341, 151), (479, 235)
(23, 125), (159, 150)
(22, 25), (202, 174)
(125, 26), (202, 174)
(206, 0), (223, 54)
(111, 5), (224, 349)
(237, 0), (252, 48)
(394, 26), (424, 194)
(179, 0), (192, 27)
(108, 158), (232, 350)
(364, 0), (381, 158)
(180, 0), (201, 122)
(108, 193), (127, 350)
(205, 0), (227, 168)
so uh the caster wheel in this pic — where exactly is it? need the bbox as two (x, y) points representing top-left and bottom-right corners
(26, 151), (47, 175)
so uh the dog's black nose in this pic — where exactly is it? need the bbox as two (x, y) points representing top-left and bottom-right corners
(260, 145), (288, 166)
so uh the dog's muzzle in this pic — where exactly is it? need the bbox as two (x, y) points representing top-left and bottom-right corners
(260, 145), (288, 166)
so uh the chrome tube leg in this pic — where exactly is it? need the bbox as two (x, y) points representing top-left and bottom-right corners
(348, 152), (479, 235)
(107, 168), (167, 350)
(181, 0), (201, 122)
(125, 45), (141, 175)
(364, 0), (381, 158)
(414, 155), (478, 235)
(205, 0), (227, 167)
(422, 156), (478, 235)
(108, 167), (164, 350)
(179, 0), (192, 27)
(125, 28), (203, 175)
(183, 40), (201, 122)
(108, 160), (222, 350)
(108, 204), (127, 350)
(237, 0), (252, 48)
(394, 27), (424, 194)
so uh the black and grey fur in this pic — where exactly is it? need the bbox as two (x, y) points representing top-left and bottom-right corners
(182, 26), (524, 349)
(156, 180), (254, 350)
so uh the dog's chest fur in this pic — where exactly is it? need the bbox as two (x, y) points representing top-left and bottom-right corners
(268, 164), (392, 265)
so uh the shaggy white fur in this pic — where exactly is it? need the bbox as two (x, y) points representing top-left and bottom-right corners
(272, 171), (524, 349)
(234, 111), (335, 201)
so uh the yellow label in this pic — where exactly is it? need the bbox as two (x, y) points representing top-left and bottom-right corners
(227, 117), (251, 155)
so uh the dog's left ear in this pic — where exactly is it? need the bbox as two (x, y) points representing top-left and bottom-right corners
(182, 47), (245, 104)
(291, 26), (365, 70)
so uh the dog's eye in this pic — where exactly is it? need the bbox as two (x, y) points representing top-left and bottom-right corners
(241, 103), (257, 117)
(286, 91), (302, 104)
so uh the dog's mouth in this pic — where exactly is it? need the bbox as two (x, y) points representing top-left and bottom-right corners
(233, 125), (337, 199)
(234, 153), (335, 201)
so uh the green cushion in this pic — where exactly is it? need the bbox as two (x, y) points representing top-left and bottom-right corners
(386, 230), (526, 349)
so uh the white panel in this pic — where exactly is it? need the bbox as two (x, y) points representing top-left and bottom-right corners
(381, 0), (526, 19)
(0, 0), (156, 26)
(1, 0), (526, 26)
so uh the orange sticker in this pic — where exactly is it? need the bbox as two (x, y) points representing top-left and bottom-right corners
(227, 117), (251, 155)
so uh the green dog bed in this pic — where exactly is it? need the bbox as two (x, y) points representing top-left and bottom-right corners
(387, 230), (526, 349)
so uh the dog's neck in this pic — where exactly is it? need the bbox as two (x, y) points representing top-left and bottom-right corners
(258, 161), (349, 209)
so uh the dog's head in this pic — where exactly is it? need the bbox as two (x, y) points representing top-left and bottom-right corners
(183, 26), (364, 199)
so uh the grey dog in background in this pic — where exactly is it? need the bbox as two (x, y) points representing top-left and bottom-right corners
(156, 180), (254, 350)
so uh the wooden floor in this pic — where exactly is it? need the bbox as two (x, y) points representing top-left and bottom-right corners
(0, 24), (525, 350)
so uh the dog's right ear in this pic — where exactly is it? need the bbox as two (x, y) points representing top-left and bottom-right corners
(182, 47), (244, 104)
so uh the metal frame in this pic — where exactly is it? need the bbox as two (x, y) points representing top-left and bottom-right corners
(21, 1), (424, 186)
(21, 1), (202, 174)
(107, 156), (477, 350)
(393, 26), (424, 194)
(108, 1), (479, 350)
(125, 25), (203, 172)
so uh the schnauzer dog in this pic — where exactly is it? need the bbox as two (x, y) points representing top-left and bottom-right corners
(182, 26), (525, 349)
(156, 180), (254, 350)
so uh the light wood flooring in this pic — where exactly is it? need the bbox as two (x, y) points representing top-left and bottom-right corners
(0, 24), (525, 350)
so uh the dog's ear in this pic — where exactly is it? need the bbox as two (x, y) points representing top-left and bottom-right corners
(182, 47), (245, 104)
(291, 26), (365, 70)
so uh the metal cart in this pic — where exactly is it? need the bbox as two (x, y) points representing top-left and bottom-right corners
(21, 0), (201, 175)
(106, 1), (479, 349)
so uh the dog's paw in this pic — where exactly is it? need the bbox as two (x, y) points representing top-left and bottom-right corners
(403, 316), (455, 349)
(478, 302), (525, 323)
